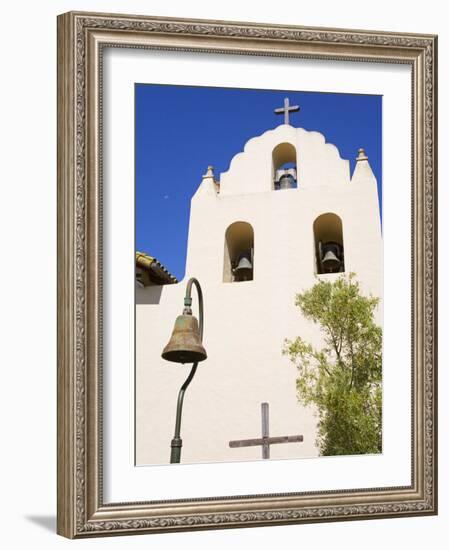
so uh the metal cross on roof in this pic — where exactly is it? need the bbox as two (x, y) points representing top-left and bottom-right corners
(274, 97), (300, 125)
(229, 402), (303, 459)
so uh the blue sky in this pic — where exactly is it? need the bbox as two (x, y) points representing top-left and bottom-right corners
(135, 84), (382, 280)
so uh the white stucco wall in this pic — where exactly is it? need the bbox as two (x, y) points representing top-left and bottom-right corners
(136, 124), (382, 466)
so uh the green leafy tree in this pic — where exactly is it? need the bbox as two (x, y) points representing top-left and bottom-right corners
(283, 273), (382, 456)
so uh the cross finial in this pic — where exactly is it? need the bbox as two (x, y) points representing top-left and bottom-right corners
(274, 97), (300, 125)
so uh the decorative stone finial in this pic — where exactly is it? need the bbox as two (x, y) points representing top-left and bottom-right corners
(202, 165), (215, 179)
(356, 148), (368, 161)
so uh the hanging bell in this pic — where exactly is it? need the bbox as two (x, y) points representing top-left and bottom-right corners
(233, 252), (253, 281)
(279, 173), (295, 189)
(321, 243), (342, 272)
(161, 314), (207, 364)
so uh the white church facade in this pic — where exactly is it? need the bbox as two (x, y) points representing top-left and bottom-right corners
(135, 101), (382, 466)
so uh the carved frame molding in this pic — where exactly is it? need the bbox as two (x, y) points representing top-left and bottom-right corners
(57, 11), (437, 538)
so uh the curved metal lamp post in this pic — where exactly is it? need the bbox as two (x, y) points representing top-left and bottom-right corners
(161, 278), (207, 463)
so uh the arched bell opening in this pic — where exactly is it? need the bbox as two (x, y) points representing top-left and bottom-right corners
(223, 222), (254, 283)
(313, 213), (345, 274)
(272, 142), (298, 190)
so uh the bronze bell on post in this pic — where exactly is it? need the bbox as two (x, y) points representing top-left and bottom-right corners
(162, 313), (207, 364)
(161, 277), (207, 463)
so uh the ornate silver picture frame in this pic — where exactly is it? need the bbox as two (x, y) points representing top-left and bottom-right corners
(57, 11), (437, 538)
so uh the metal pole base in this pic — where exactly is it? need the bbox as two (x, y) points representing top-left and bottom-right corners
(170, 437), (183, 463)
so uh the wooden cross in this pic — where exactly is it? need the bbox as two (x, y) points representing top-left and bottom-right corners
(229, 402), (303, 459)
(274, 97), (300, 125)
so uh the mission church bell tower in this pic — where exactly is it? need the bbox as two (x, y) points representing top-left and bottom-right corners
(136, 98), (382, 466)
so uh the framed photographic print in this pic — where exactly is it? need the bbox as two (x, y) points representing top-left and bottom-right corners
(57, 11), (438, 538)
